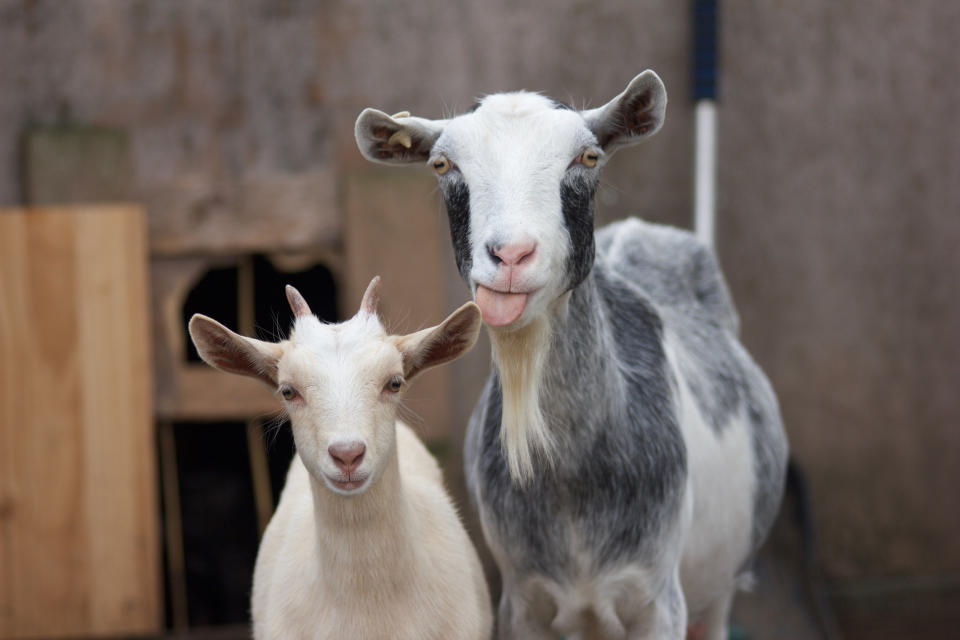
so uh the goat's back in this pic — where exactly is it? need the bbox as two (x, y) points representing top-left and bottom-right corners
(595, 218), (740, 333)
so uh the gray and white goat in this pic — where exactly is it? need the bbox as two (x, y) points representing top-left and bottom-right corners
(355, 71), (788, 640)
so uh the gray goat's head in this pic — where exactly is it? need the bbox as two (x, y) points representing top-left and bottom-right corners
(355, 71), (666, 331)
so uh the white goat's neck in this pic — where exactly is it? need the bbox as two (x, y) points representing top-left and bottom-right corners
(307, 443), (418, 592)
(490, 277), (624, 483)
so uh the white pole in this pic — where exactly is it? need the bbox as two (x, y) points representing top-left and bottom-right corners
(694, 99), (717, 248)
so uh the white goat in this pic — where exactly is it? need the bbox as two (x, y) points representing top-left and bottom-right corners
(188, 278), (493, 640)
(355, 72), (789, 639)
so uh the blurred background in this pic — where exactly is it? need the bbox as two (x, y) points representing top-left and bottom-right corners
(1, 1), (957, 638)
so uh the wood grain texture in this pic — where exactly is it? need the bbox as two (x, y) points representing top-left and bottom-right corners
(159, 365), (280, 422)
(0, 205), (160, 638)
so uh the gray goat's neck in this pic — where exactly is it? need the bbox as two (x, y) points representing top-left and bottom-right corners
(549, 274), (624, 431)
(494, 272), (623, 441)
(308, 444), (417, 588)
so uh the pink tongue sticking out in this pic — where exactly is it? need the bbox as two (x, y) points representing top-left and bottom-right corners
(475, 286), (528, 327)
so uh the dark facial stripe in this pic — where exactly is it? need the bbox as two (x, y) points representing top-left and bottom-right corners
(560, 174), (598, 291)
(441, 178), (472, 281)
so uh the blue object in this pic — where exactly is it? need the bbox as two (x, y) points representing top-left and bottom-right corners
(692, 0), (719, 100)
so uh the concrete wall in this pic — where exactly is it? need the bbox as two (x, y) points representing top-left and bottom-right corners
(721, 1), (960, 583)
(1, 0), (957, 589)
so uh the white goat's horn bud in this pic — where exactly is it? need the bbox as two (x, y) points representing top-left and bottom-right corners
(360, 276), (382, 316)
(286, 285), (312, 318)
(387, 130), (413, 149)
(391, 110), (411, 119)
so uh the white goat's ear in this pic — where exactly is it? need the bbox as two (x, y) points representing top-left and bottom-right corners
(582, 70), (667, 153)
(354, 108), (446, 165)
(188, 314), (283, 388)
(394, 302), (482, 381)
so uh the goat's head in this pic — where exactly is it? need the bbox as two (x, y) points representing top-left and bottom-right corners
(188, 278), (482, 496)
(355, 71), (666, 331)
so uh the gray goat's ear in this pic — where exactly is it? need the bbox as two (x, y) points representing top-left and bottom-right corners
(188, 314), (283, 388)
(393, 302), (482, 381)
(354, 108), (447, 165)
(581, 70), (667, 153)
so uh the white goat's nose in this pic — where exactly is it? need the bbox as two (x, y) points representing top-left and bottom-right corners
(328, 441), (366, 474)
(487, 240), (537, 267)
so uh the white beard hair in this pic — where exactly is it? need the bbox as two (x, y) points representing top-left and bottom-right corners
(489, 316), (556, 483)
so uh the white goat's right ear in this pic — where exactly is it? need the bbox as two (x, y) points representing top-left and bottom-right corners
(394, 302), (482, 381)
(188, 314), (283, 388)
(581, 70), (667, 153)
(354, 108), (447, 165)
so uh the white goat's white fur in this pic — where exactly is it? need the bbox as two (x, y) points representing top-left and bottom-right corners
(188, 283), (492, 639)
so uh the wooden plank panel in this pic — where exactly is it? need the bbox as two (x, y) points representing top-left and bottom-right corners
(0, 209), (88, 633)
(0, 206), (160, 638)
(75, 207), (159, 634)
(157, 366), (281, 422)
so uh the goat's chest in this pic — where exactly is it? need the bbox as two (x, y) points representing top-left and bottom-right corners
(260, 582), (462, 640)
(473, 407), (687, 577)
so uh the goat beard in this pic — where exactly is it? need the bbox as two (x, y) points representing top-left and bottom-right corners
(489, 316), (556, 484)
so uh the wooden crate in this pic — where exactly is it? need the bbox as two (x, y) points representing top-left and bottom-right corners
(0, 205), (160, 638)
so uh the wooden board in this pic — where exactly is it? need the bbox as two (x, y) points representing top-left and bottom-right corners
(158, 365), (280, 422)
(0, 205), (160, 638)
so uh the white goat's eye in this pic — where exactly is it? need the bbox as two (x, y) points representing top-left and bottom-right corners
(430, 155), (451, 175)
(579, 148), (601, 168)
(280, 385), (300, 401)
(384, 375), (403, 394)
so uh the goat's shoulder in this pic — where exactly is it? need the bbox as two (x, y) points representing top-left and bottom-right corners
(251, 456), (316, 626)
(261, 455), (312, 539)
(395, 421), (463, 541)
(596, 218), (739, 333)
(395, 421), (488, 623)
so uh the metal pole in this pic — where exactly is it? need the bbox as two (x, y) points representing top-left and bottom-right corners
(692, 0), (719, 249)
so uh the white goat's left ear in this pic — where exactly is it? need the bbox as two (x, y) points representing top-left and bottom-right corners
(582, 70), (667, 153)
(394, 302), (482, 381)
(354, 108), (447, 165)
(188, 314), (283, 388)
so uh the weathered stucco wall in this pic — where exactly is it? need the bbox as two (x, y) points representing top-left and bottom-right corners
(720, 1), (960, 582)
(1, 0), (957, 588)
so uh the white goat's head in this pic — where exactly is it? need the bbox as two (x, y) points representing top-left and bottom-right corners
(188, 278), (482, 496)
(355, 71), (666, 331)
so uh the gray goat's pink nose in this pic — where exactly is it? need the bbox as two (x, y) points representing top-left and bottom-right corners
(489, 240), (537, 266)
(328, 442), (366, 473)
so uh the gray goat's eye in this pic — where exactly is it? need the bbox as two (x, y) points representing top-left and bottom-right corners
(280, 385), (300, 401)
(430, 154), (452, 175)
(578, 148), (601, 168)
(384, 375), (404, 394)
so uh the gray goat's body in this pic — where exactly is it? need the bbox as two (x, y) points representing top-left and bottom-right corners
(465, 219), (788, 639)
(354, 70), (789, 639)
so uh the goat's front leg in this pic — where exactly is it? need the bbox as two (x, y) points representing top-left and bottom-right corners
(636, 573), (688, 640)
(686, 590), (734, 640)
